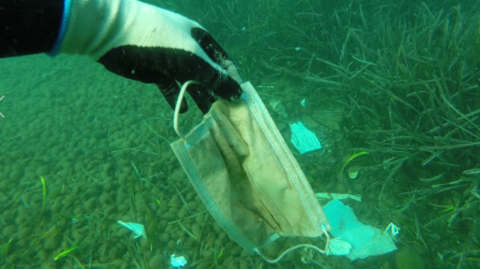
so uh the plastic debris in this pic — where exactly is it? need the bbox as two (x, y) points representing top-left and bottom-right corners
(315, 192), (362, 202)
(300, 99), (306, 107)
(117, 220), (146, 239)
(290, 122), (322, 154)
(0, 95), (5, 118)
(385, 222), (400, 237)
(347, 168), (360, 179)
(328, 238), (352, 256)
(323, 199), (397, 260)
(170, 254), (187, 267)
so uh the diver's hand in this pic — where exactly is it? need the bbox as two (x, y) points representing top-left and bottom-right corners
(57, 0), (242, 113)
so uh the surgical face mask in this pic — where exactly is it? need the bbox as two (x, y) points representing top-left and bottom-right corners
(170, 81), (331, 262)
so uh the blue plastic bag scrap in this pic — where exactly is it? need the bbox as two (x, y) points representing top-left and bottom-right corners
(323, 199), (398, 260)
(117, 220), (146, 239)
(290, 122), (322, 154)
(170, 254), (187, 267)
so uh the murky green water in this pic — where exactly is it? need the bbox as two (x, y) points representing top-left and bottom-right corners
(1, 0), (479, 268)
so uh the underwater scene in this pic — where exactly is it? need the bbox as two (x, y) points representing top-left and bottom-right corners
(1, 0), (480, 268)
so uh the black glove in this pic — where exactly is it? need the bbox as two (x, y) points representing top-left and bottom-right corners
(57, 0), (243, 114)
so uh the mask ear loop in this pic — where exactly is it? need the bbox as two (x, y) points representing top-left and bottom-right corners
(173, 80), (201, 141)
(256, 224), (331, 264)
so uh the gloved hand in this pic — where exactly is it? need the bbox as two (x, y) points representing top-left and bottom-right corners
(56, 0), (242, 113)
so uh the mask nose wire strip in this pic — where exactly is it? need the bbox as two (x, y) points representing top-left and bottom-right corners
(173, 80), (201, 141)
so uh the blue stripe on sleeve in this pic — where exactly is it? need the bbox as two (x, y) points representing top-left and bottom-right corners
(48, 0), (72, 56)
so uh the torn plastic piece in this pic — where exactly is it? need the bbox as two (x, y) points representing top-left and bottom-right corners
(170, 254), (187, 267)
(117, 220), (146, 239)
(327, 238), (352, 256)
(347, 168), (360, 179)
(315, 192), (362, 202)
(385, 222), (400, 237)
(323, 199), (397, 260)
(300, 99), (306, 107)
(290, 122), (322, 154)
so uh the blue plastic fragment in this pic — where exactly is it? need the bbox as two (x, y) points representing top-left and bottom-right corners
(170, 254), (187, 267)
(300, 99), (306, 107)
(323, 199), (397, 260)
(117, 220), (146, 239)
(290, 122), (322, 154)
